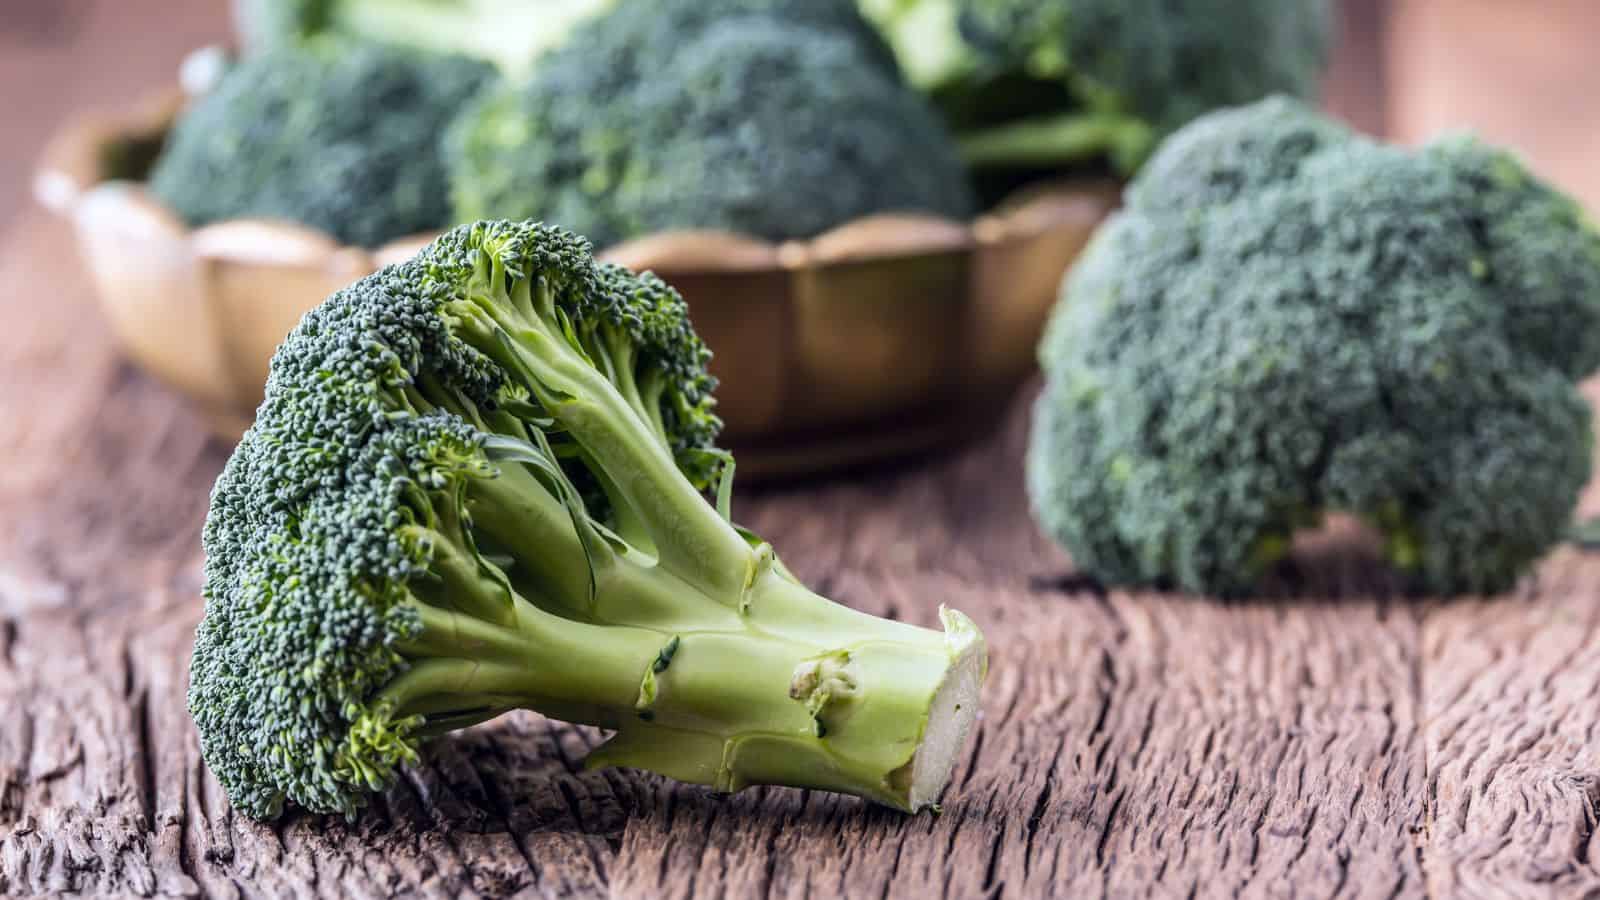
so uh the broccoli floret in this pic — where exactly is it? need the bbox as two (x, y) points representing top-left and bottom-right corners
(1026, 98), (1600, 597)
(521, 0), (901, 89)
(147, 40), (495, 247)
(190, 220), (987, 820)
(866, 0), (1332, 192)
(446, 8), (972, 247)
(232, 0), (611, 73)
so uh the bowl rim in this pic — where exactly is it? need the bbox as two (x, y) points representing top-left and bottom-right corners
(35, 84), (1123, 477)
(34, 84), (1123, 276)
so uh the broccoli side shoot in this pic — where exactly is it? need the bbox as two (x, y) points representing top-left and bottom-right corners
(1027, 97), (1600, 597)
(147, 39), (495, 247)
(191, 220), (987, 820)
(866, 0), (1332, 194)
(446, 6), (973, 247)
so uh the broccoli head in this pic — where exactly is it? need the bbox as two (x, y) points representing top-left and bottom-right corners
(866, 0), (1332, 193)
(148, 40), (495, 247)
(1027, 98), (1600, 597)
(446, 7), (973, 247)
(191, 220), (987, 819)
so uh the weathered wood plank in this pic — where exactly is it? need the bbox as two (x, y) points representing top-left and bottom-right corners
(5, 3), (1596, 897)
(1420, 572), (1600, 898)
(1417, 422), (1600, 898)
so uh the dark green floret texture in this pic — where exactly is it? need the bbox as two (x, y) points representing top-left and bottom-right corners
(446, 2), (974, 247)
(192, 220), (985, 820)
(1027, 97), (1600, 597)
(148, 39), (495, 247)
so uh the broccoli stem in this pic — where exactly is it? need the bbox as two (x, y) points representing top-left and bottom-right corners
(395, 559), (983, 810)
(957, 109), (1154, 173)
(391, 471), (984, 812)
(451, 262), (756, 599)
(380, 239), (987, 812)
(463, 460), (599, 615)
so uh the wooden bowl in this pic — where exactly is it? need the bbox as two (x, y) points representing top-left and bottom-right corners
(36, 87), (1118, 479)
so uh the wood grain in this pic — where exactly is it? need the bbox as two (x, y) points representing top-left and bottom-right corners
(1416, 401), (1600, 899)
(9, 2), (1600, 897)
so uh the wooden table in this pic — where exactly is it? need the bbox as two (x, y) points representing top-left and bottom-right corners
(7, 3), (1600, 898)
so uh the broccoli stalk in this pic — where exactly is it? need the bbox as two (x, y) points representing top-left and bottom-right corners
(956, 109), (1154, 175)
(371, 509), (984, 809)
(395, 254), (985, 806)
(147, 39), (495, 247)
(190, 221), (986, 819)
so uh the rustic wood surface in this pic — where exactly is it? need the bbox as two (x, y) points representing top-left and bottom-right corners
(7, 2), (1600, 898)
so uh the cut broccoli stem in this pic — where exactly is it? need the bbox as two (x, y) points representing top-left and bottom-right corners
(386, 528), (984, 811)
(958, 110), (1154, 174)
(588, 612), (982, 810)
(399, 451), (982, 810)
(633, 600), (973, 808)
(384, 367), (985, 809)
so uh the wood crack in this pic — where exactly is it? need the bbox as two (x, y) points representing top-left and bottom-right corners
(1021, 747), (1059, 880)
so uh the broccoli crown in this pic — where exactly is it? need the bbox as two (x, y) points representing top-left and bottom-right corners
(447, 9), (973, 247)
(148, 39), (495, 247)
(1028, 98), (1600, 597)
(548, 0), (901, 89)
(193, 220), (985, 819)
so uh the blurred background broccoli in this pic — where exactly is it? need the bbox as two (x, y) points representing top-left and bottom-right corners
(144, 0), (1338, 247)
(446, 2), (974, 248)
(147, 39), (493, 246)
(1026, 97), (1600, 597)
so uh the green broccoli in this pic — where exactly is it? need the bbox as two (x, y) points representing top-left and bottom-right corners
(147, 40), (495, 248)
(864, 0), (1332, 197)
(190, 220), (987, 820)
(231, 0), (611, 74)
(594, 0), (905, 82)
(1026, 97), (1600, 597)
(446, 7), (973, 248)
